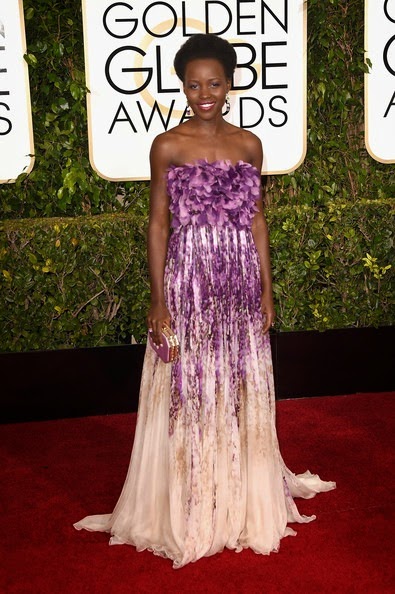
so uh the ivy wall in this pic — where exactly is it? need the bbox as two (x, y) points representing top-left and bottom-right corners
(0, 0), (394, 352)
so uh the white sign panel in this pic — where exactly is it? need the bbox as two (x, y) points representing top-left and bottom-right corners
(0, 0), (34, 184)
(82, 0), (306, 180)
(365, 0), (395, 163)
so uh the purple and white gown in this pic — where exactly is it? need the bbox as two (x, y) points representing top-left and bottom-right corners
(74, 159), (335, 568)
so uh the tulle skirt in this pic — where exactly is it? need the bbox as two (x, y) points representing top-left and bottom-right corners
(74, 225), (336, 568)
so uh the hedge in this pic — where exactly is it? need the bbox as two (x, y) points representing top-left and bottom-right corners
(1, 198), (393, 352)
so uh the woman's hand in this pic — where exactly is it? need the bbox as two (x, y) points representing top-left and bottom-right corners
(147, 302), (171, 346)
(261, 292), (275, 334)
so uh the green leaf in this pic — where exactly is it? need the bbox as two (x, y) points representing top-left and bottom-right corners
(24, 53), (38, 67)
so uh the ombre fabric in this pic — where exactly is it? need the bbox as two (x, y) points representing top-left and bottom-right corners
(74, 160), (335, 568)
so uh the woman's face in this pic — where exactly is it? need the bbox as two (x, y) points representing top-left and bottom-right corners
(183, 58), (230, 120)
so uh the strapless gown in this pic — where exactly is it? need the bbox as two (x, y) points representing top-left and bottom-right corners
(74, 159), (335, 569)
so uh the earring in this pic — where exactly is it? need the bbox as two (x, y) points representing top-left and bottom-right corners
(223, 94), (231, 116)
(186, 101), (191, 117)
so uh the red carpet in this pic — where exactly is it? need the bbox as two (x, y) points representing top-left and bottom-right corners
(1, 392), (394, 593)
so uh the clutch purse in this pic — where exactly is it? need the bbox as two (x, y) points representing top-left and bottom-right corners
(148, 325), (180, 363)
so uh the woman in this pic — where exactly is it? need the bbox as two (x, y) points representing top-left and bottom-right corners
(74, 33), (335, 569)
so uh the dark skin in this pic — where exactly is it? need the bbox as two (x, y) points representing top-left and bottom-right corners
(147, 57), (275, 346)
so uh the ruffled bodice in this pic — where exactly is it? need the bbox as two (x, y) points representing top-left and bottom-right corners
(166, 159), (260, 229)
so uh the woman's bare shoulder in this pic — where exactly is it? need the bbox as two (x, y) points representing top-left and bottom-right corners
(150, 128), (175, 154)
(150, 124), (191, 163)
(225, 125), (263, 167)
(238, 128), (262, 151)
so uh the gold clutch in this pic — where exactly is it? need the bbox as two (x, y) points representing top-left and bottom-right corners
(148, 325), (180, 363)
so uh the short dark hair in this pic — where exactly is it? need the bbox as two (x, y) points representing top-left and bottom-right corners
(174, 34), (237, 82)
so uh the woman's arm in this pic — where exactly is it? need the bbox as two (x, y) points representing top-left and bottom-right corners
(146, 134), (172, 345)
(252, 201), (275, 334)
(250, 135), (276, 334)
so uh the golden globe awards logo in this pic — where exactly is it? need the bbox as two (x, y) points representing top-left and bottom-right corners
(82, 0), (307, 180)
(0, 0), (34, 184)
(365, 0), (395, 163)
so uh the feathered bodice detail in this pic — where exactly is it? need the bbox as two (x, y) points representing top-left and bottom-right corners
(166, 159), (260, 229)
